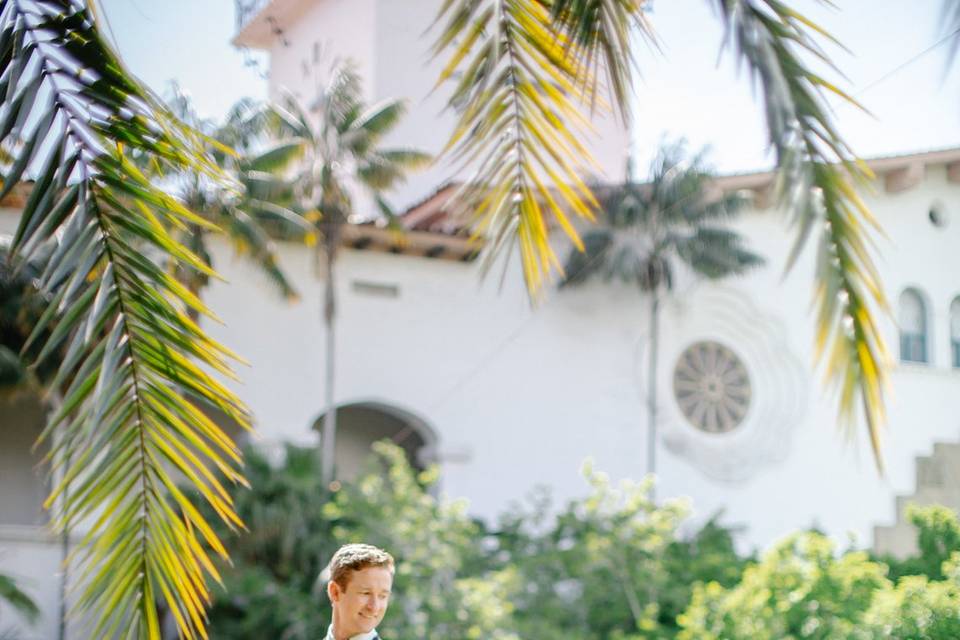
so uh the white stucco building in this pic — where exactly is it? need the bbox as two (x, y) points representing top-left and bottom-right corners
(220, 0), (960, 547)
(3, 1), (960, 636)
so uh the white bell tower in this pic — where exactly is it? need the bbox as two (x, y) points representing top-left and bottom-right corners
(234, 0), (630, 211)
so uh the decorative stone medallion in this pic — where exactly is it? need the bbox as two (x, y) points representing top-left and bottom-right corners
(656, 286), (809, 483)
(672, 341), (751, 434)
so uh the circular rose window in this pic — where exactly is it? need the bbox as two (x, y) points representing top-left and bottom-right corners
(672, 341), (751, 433)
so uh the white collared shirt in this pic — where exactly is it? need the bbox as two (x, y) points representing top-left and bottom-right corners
(324, 625), (379, 640)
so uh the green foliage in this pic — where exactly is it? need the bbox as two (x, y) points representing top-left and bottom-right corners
(203, 442), (746, 640)
(880, 505), (960, 582)
(658, 515), (752, 633)
(678, 508), (960, 640)
(202, 444), (333, 639)
(203, 442), (518, 640)
(0, 238), (53, 391)
(678, 533), (889, 639)
(0, 573), (39, 628)
(855, 564), (960, 640)
(199, 441), (960, 640)
(491, 462), (714, 640)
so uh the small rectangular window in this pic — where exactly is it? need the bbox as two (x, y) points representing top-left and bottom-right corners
(352, 280), (399, 298)
(952, 340), (960, 368)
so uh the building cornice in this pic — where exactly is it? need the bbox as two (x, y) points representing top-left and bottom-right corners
(233, 0), (312, 50)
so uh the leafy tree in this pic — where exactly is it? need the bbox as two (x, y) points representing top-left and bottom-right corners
(562, 143), (764, 479)
(657, 514), (751, 634)
(492, 463), (691, 639)
(250, 64), (429, 484)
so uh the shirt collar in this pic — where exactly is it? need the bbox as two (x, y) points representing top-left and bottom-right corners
(325, 625), (378, 640)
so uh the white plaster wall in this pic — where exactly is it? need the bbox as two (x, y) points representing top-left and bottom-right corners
(200, 169), (960, 551)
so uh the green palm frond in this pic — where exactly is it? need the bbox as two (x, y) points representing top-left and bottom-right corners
(244, 139), (306, 174)
(1, 2), (251, 638)
(545, 0), (656, 120)
(713, 0), (890, 471)
(432, 0), (617, 293)
(221, 206), (297, 300)
(674, 226), (765, 279)
(0, 573), (39, 625)
(358, 150), (432, 190)
(558, 229), (613, 286)
(346, 100), (407, 153)
(166, 95), (299, 304)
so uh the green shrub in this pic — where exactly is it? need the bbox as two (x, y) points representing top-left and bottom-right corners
(678, 532), (890, 639)
(492, 461), (708, 639)
(854, 561), (960, 639)
(199, 441), (960, 640)
(880, 505), (960, 582)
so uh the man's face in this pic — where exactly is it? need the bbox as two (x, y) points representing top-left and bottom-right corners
(328, 566), (393, 636)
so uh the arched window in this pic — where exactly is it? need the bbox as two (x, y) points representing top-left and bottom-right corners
(899, 289), (929, 364)
(951, 297), (960, 368)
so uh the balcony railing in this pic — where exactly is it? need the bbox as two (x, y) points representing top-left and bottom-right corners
(235, 0), (270, 33)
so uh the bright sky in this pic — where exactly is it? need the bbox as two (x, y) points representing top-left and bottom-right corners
(97, 0), (960, 175)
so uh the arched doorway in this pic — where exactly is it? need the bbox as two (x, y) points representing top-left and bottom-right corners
(312, 401), (437, 482)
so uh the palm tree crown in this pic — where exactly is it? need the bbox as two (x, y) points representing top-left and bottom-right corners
(563, 143), (764, 291)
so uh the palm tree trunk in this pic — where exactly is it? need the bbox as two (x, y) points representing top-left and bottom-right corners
(646, 293), (660, 499)
(319, 232), (339, 487)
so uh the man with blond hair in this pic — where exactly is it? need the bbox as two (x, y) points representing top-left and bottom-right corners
(323, 543), (395, 640)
